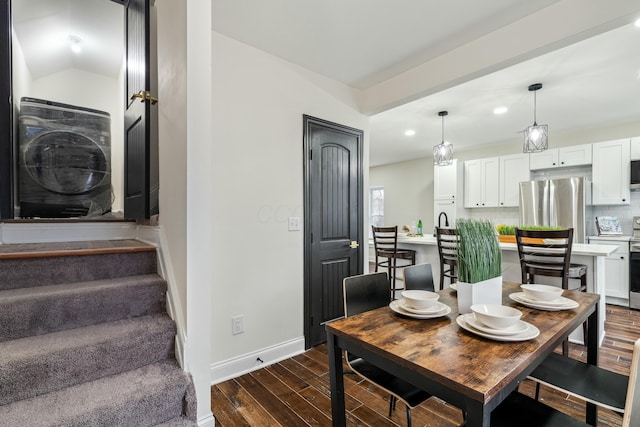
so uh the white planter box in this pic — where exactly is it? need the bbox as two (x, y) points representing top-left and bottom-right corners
(457, 276), (503, 314)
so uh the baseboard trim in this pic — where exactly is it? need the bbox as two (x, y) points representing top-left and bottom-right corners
(210, 337), (305, 385)
(136, 225), (187, 369)
(0, 222), (137, 244)
(198, 413), (215, 427)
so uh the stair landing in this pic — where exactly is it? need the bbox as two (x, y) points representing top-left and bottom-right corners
(0, 239), (156, 259)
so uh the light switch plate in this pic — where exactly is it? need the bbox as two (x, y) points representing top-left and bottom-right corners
(288, 217), (301, 231)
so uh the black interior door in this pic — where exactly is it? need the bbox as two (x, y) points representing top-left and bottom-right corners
(303, 115), (363, 348)
(124, 0), (158, 220)
(0, 0), (12, 218)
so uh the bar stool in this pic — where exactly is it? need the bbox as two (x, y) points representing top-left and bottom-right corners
(515, 227), (588, 355)
(371, 226), (416, 299)
(435, 227), (459, 291)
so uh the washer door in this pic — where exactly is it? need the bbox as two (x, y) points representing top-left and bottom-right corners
(23, 131), (109, 195)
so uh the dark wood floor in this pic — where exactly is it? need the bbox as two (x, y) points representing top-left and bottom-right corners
(211, 304), (640, 426)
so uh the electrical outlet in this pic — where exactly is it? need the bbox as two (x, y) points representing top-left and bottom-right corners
(232, 315), (244, 335)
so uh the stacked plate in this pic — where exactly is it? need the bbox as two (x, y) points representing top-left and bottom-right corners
(509, 292), (579, 311)
(389, 299), (451, 319)
(456, 313), (540, 341)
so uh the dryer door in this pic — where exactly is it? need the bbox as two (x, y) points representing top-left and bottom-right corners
(23, 130), (109, 195)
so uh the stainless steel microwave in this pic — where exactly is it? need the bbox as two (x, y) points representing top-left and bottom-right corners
(632, 160), (640, 189)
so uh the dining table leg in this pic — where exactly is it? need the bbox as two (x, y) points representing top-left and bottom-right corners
(465, 400), (490, 427)
(585, 301), (599, 426)
(327, 331), (346, 427)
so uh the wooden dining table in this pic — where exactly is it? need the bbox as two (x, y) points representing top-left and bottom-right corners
(325, 281), (600, 427)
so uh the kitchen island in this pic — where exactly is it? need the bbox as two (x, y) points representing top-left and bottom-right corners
(369, 234), (619, 345)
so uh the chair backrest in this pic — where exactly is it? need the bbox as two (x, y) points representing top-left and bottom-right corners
(436, 227), (459, 264)
(402, 263), (435, 291)
(343, 272), (390, 317)
(515, 228), (573, 289)
(623, 338), (640, 427)
(371, 226), (398, 256)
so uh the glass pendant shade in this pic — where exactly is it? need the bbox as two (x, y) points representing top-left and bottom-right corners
(433, 111), (453, 166)
(523, 83), (548, 153)
(433, 141), (453, 165)
(523, 123), (548, 152)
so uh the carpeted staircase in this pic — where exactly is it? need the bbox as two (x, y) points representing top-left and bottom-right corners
(0, 239), (197, 426)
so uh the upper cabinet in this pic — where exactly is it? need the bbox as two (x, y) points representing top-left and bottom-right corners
(592, 139), (630, 205)
(529, 144), (592, 170)
(631, 136), (640, 161)
(434, 159), (459, 200)
(499, 153), (530, 207)
(464, 157), (499, 208)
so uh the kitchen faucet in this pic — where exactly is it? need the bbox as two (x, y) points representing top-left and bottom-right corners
(438, 211), (449, 228)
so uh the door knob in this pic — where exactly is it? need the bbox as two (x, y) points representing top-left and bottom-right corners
(349, 241), (360, 249)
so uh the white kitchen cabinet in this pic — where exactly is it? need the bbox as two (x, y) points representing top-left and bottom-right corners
(592, 139), (630, 205)
(464, 157), (499, 208)
(631, 137), (640, 160)
(433, 159), (464, 229)
(434, 198), (456, 230)
(529, 144), (592, 170)
(499, 153), (529, 207)
(588, 237), (629, 306)
(434, 160), (458, 200)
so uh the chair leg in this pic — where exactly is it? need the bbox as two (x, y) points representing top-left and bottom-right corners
(535, 382), (541, 400)
(562, 338), (569, 356)
(388, 395), (396, 417)
(406, 405), (412, 427)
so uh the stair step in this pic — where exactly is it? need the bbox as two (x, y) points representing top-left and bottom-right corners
(0, 274), (167, 342)
(0, 240), (158, 290)
(0, 360), (192, 427)
(0, 313), (176, 406)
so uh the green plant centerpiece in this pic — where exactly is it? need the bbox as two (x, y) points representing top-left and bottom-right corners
(456, 218), (503, 314)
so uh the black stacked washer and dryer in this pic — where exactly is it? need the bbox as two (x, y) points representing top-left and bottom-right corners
(17, 97), (112, 218)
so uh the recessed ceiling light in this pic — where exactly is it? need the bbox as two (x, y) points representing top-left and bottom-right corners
(68, 35), (82, 54)
(404, 129), (416, 136)
(493, 106), (508, 115)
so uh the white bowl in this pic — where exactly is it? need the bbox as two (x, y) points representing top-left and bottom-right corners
(471, 304), (522, 330)
(521, 284), (564, 302)
(401, 290), (439, 309)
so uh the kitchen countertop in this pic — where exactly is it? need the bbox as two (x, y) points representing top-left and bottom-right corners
(588, 235), (632, 242)
(369, 234), (620, 257)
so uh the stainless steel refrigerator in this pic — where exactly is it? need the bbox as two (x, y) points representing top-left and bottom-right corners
(518, 177), (586, 243)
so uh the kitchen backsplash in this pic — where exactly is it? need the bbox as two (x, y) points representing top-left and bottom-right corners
(465, 191), (640, 237)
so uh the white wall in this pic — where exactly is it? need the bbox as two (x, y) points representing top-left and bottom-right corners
(369, 157), (432, 231)
(211, 32), (368, 366)
(30, 69), (124, 213)
(156, 0), (188, 344)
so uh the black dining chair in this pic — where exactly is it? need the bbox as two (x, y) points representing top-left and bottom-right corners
(492, 337), (640, 427)
(435, 227), (458, 290)
(402, 263), (436, 291)
(515, 227), (588, 356)
(371, 226), (417, 299)
(343, 272), (430, 427)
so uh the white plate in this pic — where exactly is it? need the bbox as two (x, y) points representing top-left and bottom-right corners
(465, 314), (528, 336)
(399, 299), (446, 314)
(509, 292), (579, 311)
(457, 314), (540, 342)
(390, 300), (451, 319)
(518, 292), (570, 307)
(449, 283), (457, 291)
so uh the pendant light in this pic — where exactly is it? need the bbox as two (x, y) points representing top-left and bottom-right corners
(433, 111), (453, 166)
(523, 83), (548, 153)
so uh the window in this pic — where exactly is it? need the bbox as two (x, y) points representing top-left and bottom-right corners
(370, 186), (384, 227)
